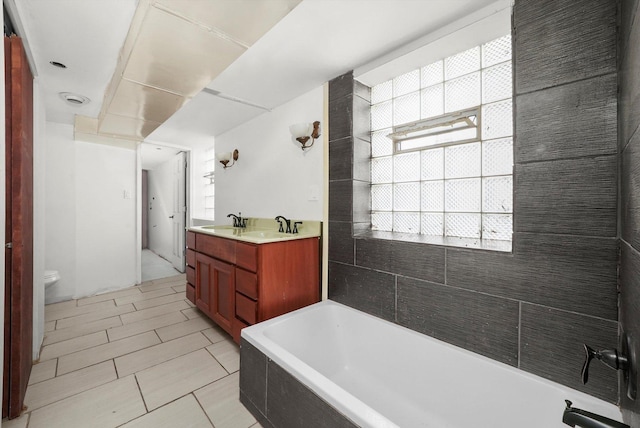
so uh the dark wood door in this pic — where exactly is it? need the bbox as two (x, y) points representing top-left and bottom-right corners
(195, 252), (214, 316)
(194, 252), (235, 334)
(3, 35), (34, 419)
(210, 258), (234, 334)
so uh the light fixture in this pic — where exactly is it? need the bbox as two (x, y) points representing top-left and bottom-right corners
(289, 121), (320, 150)
(217, 149), (239, 169)
(58, 92), (90, 106)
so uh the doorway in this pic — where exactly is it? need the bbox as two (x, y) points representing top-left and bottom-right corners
(140, 145), (188, 282)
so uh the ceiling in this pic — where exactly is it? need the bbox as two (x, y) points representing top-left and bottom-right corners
(8, 0), (506, 167)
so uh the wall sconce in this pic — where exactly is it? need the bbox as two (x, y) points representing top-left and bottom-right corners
(289, 121), (320, 150)
(217, 149), (239, 168)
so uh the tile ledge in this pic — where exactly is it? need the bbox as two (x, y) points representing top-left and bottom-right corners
(355, 230), (512, 253)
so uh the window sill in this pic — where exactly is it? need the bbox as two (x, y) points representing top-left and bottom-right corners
(354, 230), (512, 253)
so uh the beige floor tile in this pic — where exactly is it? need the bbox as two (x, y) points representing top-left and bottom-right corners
(57, 331), (161, 375)
(77, 286), (142, 306)
(44, 321), (56, 332)
(139, 279), (185, 293)
(181, 307), (202, 319)
(150, 274), (186, 284)
(114, 287), (176, 306)
(45, 300), (114, 323)
(43, 316), (122, 346)
(206, 339), (240, 374)
(107, 311), (186, 342)
(45, 299), (77, 313)
(155, 316), (216, 342)
(171, 284), (186, 293)
(120, 300), (190, 324)
(28, 375), (146, 428)
(24, 361), (117, 411)
(28, 359), (57, 385)
(136, 349), (227, 411)
(40, 331), (108, 361)
(115, 332), (210, 377)
(250, 423), (263, 428)
(201, 327), (227, 344)
(133, 292), (189, 311)
(194, 372), (256, 428)
(121, 394), (213, 428)
(55, 303), (135, 330)
(1, 412), (29, 428)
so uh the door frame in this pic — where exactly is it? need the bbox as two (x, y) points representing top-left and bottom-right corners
(135, 143), (190, 284)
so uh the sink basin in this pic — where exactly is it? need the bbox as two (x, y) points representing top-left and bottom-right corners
(201, 225), (236, 230)
(241, 230), (290, 239)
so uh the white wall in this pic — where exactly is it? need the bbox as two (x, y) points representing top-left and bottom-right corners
(45, 123), (77, 303)
(45, 123), (137, 302)
(147, 154), (177, 261)
(75, 141), (136, 295)
(214, 86), (324, 223)
(33, 80), (46, 358)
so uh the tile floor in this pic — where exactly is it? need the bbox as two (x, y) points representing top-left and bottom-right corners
(3, 274), (260, 428)
(141, 249), (181, 282)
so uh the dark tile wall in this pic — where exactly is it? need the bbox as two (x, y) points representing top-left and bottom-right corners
(240, 339), (358, 428)
(618, 0), (640, 422)
(327, 0), (620, 404)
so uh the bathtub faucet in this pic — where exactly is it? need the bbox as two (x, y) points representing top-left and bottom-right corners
(562, 400), (628, 428)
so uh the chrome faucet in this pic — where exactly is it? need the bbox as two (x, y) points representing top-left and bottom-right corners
(562, 400), (628, 428)
(227, 212), (247, 228)
(275, 216), (291, 233)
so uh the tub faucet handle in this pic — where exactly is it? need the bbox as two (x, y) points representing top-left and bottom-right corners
(581, 344), (628, 385)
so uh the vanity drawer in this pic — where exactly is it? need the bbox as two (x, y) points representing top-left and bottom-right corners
(196, 234), (236, 263)
(236, 242), (257, 272)
(235, 293), (257, 325)
(186, 231), (196, 249)
(235, 268), (258, 300)
(186, 249), (196, 268)
(186, 266), (195, 286)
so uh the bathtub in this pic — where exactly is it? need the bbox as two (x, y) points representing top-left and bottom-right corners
(240, 300), (624, 428)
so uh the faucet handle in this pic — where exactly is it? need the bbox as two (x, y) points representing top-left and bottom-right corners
(293, 221), (303, 234)
(581, 344), (596, 384)
(582, 344), (628, 384)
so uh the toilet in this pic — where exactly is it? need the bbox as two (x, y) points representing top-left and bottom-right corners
(44, 270), (60, 290)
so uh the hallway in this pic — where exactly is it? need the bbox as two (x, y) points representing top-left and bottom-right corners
(4, 275), (259, 428)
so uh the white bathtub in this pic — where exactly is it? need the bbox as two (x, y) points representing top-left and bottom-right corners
(241, 300), (625, 428)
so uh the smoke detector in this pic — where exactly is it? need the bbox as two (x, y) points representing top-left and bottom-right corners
(59, 92), (90, 106)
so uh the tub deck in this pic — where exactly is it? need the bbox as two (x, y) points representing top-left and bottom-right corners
(240, 300), (624, 428)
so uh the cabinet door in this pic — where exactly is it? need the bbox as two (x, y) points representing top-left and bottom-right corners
(195, 253), (235, 334)
(210, 258), (235, 334)
(195, 253), (214, 316)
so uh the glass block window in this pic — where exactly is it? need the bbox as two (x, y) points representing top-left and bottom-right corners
(203, 147), (215, 220)
(370, 35), (513, 241)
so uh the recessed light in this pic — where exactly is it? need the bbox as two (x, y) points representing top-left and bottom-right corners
(58, 92), (90, 106)
(49, 61), (67, 69)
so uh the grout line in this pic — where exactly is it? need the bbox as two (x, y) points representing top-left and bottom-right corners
(517, 301), (522, 369)
(192, 392), (217, 428)
(133, 372), (150, 414)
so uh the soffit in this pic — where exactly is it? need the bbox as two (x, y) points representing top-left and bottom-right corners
(83, 0), (300, 142)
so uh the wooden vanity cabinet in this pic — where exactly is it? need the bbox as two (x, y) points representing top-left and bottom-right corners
(187, 230), (320, 343)
(185, 232), (196, 304)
